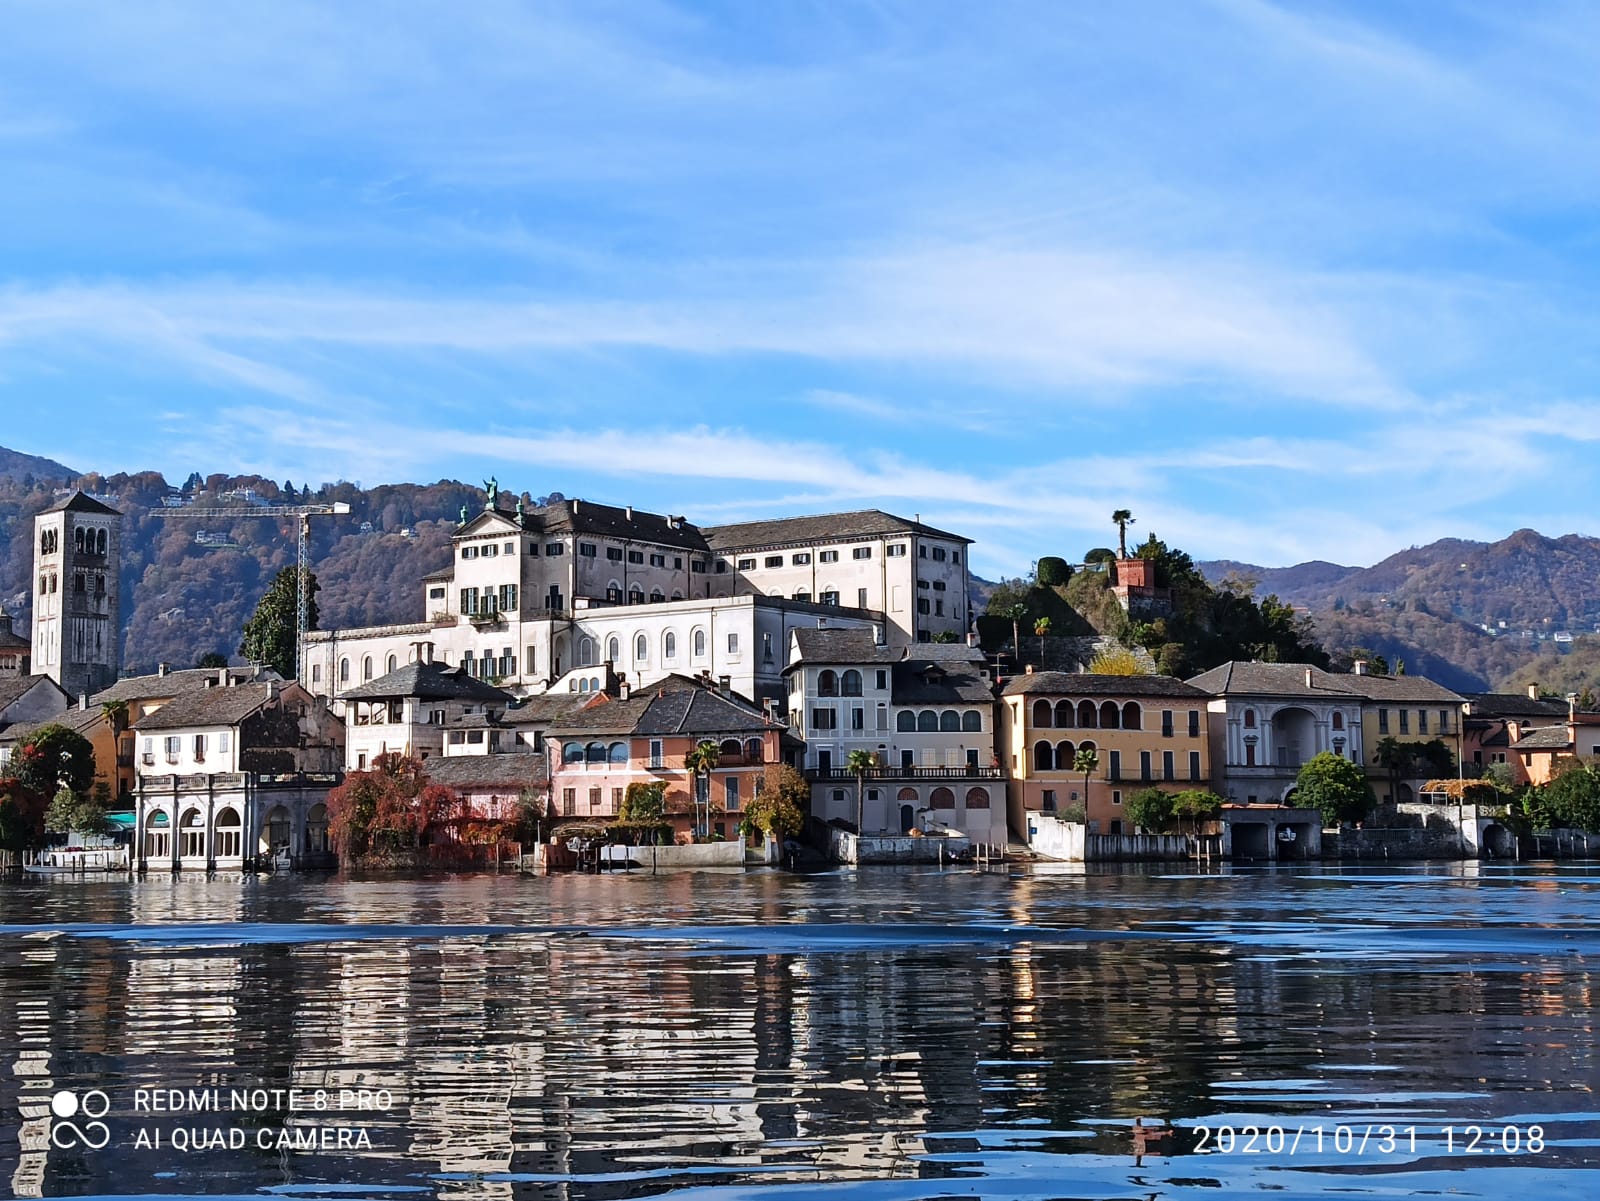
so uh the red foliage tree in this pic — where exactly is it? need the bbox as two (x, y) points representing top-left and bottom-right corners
(325, 753), (455, 858)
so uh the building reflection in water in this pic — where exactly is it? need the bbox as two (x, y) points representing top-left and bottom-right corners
(1, 869), (1597, 1197)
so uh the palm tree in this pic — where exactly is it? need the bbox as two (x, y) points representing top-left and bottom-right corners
(684, 740), (721, 838)
(1111, 509), (1135, 559)
(1006, 602), (1027, 664)
(100, 699), (130, 796)
(1034, 615), (1051, 664)
(1073, 746), (1099, 813)
(847, 749), (877, 835)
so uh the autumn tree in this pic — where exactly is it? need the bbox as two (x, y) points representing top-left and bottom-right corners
(743, 764), (809, 841)
(240, 564), (320, 678)
(325, 752), (451, 858)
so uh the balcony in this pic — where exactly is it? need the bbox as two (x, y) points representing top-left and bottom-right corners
(467, 610), (505, 629)
(806, 765), (1004, 782)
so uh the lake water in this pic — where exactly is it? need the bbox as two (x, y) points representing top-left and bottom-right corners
(1, 863), (1597, 1199)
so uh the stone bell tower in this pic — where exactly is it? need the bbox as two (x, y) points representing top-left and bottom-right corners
(32, 489), (123, 696)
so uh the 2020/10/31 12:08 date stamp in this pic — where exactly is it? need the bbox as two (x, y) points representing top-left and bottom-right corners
(1189, 1124), (1547, 1157)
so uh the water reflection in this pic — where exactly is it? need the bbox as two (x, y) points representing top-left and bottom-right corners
(0, 865), (1597, 1198)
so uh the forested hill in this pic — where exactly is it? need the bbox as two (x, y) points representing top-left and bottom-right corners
(0, 460), (486, 672)
(1200, 529), (1600, 693)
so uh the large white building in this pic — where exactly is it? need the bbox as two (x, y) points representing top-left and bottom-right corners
(302, 493), (971, 707)
(784, 628), (1006, 845)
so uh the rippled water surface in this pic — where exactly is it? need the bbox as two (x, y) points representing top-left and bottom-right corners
(2, 862), (1598, 1199)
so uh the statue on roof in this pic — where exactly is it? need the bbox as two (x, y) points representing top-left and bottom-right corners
(458, 504), (468, 525)
(483, 476), (499, 508)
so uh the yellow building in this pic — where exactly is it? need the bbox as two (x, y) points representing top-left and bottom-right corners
(1344, 671), (1466, 804)
(999, 671), (1213, 835)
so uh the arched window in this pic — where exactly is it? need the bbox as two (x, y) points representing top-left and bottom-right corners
(794, 589), (811, 602)
(671, 590), (683, 600)
(1332, 711), (1344, 731)
(362, 656), (373, 681)
(386, 654), (397, 674)
(1056, 739), (1076, 766)
(629, 586), (644, 605)
(664, 631), (677, 660)
(1078, 739), (1096, 757)
(339, 658), (350, 683)
(579, 637), (594, 667)
(562, 742), (584, 764)
(817, 670), (839, 697)
(693, 628), (706, 657)
(930, 786), (955, 807)
(1100, 701), (1120, 729)
(965, 787), (991, 809)
(607, 637), (620, 664)
(1243, 709), (1257, 728)
(569, 680), (578, 691)
(635, 634), (648, 662)
(962, 711), (981, 732)
(586, 742), (607, 764)
(651, 588), (665, 603)
(719, 738), (741, 757)
(896, 711), (916, 732)
(917, 710), (939, 732)
(74, 527), (85, 553)
(745, 738), (763, 762)
(1122, 702), (1141, 730)
(1032, 699), (1052, 728)
(940, 711), (960, 732)
(609, 742), (628, 763)
(97, 529), (107, 555)
(1034, 740), (1053, 771)
(897, 786), (919, 802)
(1078, 700), (1097, 728)
(841, 670), (862, 696)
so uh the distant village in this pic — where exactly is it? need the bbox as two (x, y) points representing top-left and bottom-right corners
(3, 481), (1598, 874)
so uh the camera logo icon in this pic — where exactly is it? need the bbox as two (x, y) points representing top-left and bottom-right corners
(48, 1090), (111, 1150)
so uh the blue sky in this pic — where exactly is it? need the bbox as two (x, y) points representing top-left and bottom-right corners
(2, 0), (1598, 578)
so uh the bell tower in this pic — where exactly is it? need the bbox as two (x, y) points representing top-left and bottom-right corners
(32, 489), (122, 696)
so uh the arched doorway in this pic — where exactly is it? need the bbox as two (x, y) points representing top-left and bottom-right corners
(306, 803), (329, 854)
(214, 808), (242, 860)
(1270, 707), (1317, 768)
(178, 809), (206, 859)
(262, 805), (292, 854)
(900, 803), (915, 833)
(144, 809), (170, 860)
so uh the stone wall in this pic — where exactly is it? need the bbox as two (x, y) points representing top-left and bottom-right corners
(827, 827), (972, 865)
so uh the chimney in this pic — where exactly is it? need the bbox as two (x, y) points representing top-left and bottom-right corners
(1568, 693), (1579, 722)
(817, 616), (829, 629)
(157, 662), (169, 677)
(423, 641), (435, 665)
(266, 680), (279, 702)
(966, 630), (978, 648)
(625, 506), (633, 520)
(1025, 664), (1034, 674)
(1304, 668), (1314, 688)
(572, 499), (580, 513)
(1353, 659), (1368, 676)
(1528, 683), (1541, 701)
(872, 623), (885, 646)
(718, 675), (731, 697)
(618, 681), (631, 701)
(78, 692), (88, 710)
(220, 668), (231, 688)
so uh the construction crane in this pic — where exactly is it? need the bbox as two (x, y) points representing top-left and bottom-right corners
(153, 501), (351, 680)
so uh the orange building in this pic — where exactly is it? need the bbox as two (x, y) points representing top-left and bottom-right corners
(1000, 670), (1213, 834)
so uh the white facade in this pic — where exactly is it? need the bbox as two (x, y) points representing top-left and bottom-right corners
(1207, 695), (1365, 804)
(305, 596), (876, 708)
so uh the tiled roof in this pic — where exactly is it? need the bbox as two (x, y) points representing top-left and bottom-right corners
(40, 489), (120, 516)
(131, 682), (279, 731)
(0, 673), (68, 715)
(458, 498), (711, 552)
(546, 684), (781, 738)
(93, 666), (271, 704)
(1508, 726), (1573, 751)
(1343, 674), (1465, 703)
(0, 704), (103, 745)
(703, 509), (969, 552)
(1465, 692), (1569, 719)
(1185, 661), (1363, 699)
(0, 624), (28, 651)
(1002, 671), (1211, 698)
(892, 660), (994, 705)
(499, 693), (600, 725)
(420, 565), (456, 582)
(788, 627), (895, 665)
(546, 695), (657, 735)
(424, 752), (546, 790)
(339, 662), (513, 703)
